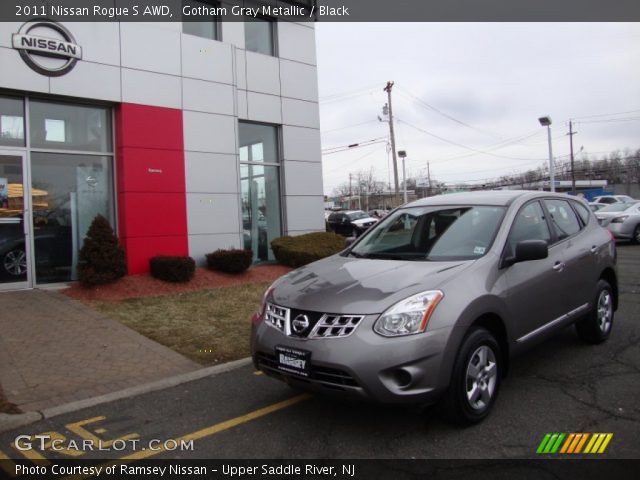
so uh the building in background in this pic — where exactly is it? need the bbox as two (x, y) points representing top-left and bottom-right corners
(0, 11), (324, 289)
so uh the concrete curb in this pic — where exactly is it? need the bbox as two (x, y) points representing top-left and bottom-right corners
(0, 357), (252, 433)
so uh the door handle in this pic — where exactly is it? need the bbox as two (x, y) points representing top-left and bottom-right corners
(552, 261), (565, 272)
(590, 245), (599, 254)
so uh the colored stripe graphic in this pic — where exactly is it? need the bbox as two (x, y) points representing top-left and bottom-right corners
(537, 433), (613, 454)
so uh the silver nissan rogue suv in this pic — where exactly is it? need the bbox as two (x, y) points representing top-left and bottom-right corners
(250, 191), (618, 424)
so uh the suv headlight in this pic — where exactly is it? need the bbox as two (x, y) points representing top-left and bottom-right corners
(374, 290), (444, 337)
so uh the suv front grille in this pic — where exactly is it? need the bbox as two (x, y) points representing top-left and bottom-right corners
(264, 303), (364, 339)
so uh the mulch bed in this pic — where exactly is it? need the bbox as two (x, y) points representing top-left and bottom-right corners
(63, 264), (293, 302)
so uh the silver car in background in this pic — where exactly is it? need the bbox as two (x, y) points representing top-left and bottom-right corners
(595, 202), (640, 243)
(251, 191), (618, 424)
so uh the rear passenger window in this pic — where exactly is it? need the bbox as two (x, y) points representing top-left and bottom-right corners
(572, 201), (591, 226)
(544, 199), (581, 240)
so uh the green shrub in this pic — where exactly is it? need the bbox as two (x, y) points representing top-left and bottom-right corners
(205, 249), (253, 274)
(149, 256), (195, 283)
(271, 232), (346, 268)
(78, 215), (127, 287)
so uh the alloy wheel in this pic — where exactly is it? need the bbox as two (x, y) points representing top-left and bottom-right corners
(596, 290), (613, 334)
(3, 249), (27, 276)
(465, 345), (498, 410)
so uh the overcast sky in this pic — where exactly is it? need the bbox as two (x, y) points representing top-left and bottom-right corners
(314, 23), (640, 196)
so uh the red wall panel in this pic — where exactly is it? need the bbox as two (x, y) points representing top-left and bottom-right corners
(114, 103), (188, 274)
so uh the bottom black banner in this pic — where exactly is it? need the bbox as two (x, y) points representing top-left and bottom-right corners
(0, 459), (637, 480)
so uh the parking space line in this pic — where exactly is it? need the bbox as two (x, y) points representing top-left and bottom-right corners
(0, 449), (18, 477)
(10, 441), (49, 463)
(121, 393), (311, 461)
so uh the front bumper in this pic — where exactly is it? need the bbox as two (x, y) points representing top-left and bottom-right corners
(251, 314), (452, 405)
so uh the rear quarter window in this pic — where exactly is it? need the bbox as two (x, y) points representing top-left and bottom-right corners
(544, 199), (581, 240)
(572, 200), (591, 226)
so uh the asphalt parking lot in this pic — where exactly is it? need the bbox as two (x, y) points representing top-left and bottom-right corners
(1, 244), (638, 466)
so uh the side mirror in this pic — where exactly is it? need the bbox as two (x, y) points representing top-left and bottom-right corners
(503, 240), (548, 267)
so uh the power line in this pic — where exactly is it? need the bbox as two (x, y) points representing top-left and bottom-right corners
(323, 119), (380, 133)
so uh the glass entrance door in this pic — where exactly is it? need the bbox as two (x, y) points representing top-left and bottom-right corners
(0, 151), (31, 289)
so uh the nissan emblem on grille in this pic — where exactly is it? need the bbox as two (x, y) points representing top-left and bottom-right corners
(292, 314), (310, 334)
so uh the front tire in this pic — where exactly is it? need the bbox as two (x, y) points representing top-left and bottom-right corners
(441, 328), (502, 426)
(3, 248), (27, 277)
(575, 279), (614, 344)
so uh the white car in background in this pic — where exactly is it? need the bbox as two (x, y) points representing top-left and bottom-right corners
(592, 195), (636, 205)
(595, 202), (640, 243)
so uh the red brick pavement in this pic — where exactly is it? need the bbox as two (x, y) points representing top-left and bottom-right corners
(0, 289), (198, 412)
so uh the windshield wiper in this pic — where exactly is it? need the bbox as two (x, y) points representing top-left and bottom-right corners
(360, 252), (422, 260)
(346, 251), (365, 258)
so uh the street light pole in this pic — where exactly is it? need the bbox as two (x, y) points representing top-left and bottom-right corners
(538, 116), (555, 192)
(398, 150), (408, 204)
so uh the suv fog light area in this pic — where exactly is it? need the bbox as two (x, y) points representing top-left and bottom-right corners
(392, 369), (413, 388)
(374, 290), (443, 337)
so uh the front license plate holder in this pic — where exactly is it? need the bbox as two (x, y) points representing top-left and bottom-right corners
(275, 345), (311, 377)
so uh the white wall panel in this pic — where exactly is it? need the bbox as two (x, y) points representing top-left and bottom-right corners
(181, 34), (233, 85)
(182, 78), (234, 115)
(222, 23), (245, 49)
(188, 233), (242, 265)
(285, 196), (326, 232)
(283, 161), (323, 197)
(245, 51), (280, 96)
(186, 193), (241, 235)
(280, 60), (318, 102)
(246, 92), (282, 124)
(185, 152), (239, 194)
(120, 23), (181, 75)
(0, 47), (49, 93)
(234, 48), (247, 90)
(122, 68), (181, 109)
(281, 98), (320, 129)
(0, 23), (24, 49)
(51, 61), (121, 102)
(64, 22), (121, 66)
(183, 111), (236, 153)
(237, 90), (248, 119)
(282, 126), (321, 163)
(277, 22), (317, 65)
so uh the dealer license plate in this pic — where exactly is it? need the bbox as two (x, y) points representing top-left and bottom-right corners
(275, 346), (311, 377)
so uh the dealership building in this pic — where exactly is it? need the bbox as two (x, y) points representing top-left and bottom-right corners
(0, 10), (324, 289)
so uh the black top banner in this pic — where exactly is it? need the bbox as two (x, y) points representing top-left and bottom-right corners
(1, 0), (639, 22)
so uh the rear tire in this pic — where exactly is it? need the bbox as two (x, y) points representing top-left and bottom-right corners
(441, 327), (502, 426)
(575, 279), (614, 344)
(632, 225), (640, 245)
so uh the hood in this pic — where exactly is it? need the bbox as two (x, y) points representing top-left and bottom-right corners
(271, 254), (474, 315)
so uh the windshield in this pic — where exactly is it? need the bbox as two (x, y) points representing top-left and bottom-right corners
(349, 205), (506, 261)
(348, 211), (369, 220)
(599, 202), (637, 213)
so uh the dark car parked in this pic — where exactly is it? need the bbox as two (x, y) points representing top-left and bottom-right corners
(327, 210), (378, 237)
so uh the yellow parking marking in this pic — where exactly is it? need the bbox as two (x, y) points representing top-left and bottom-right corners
(65, 393), (311, 479)
(65, 416), (139, 447)
(122, 393), (310, 460)
(41, 431), (84, 457)
(0, 449), (18, 477)
(253, 371), (264, 376)
(10, 440), (49, 463)
(93, 428), (107, 434)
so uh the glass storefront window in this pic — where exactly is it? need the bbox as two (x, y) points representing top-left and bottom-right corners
(0, 96), (25, 147)
(29, 100), (112, 153)
(182, 0), (219, 40)
(239, 122), (281, 262)
(30, 152), (114, 284)
(245, 17), (275, 56)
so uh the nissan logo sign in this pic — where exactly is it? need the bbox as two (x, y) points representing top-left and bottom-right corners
(12, 21), (82, 77)
(291, 314), (310, 334)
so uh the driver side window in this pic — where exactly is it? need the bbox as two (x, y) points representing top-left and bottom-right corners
(508, 202), (551, 254)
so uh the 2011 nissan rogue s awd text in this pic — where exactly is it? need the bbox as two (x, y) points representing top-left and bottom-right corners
(251, 191), (618, 424)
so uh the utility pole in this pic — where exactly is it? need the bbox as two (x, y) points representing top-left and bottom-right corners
(568, 121), (578, 195)
(348, 172), (352, 209)
(427, 161), (432, 197)
(383, 81), (400, 204)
